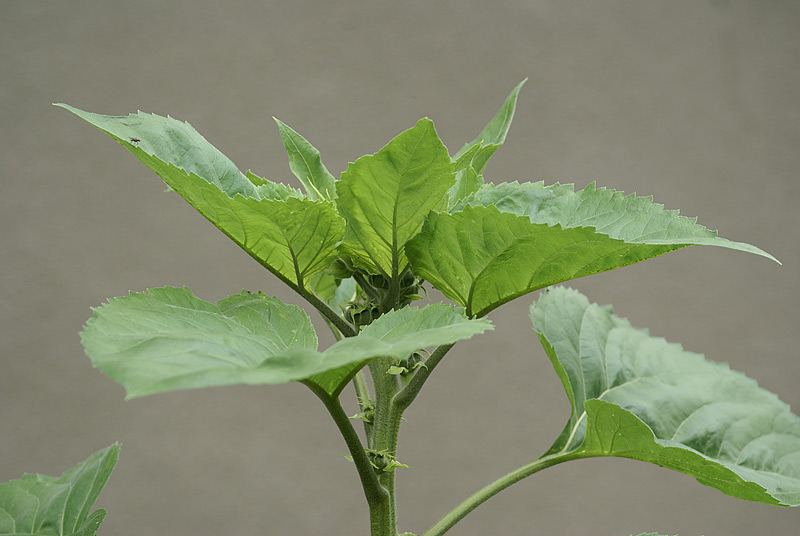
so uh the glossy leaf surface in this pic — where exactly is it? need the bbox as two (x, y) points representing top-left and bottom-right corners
(0, 444), (119, 536)
(531, 287), (800, 506)
(336, 118), (455, 276)
(82, 287), (491, 398)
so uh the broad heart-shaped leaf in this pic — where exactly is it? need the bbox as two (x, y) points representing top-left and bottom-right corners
(274, 118), (337, 201)
(81, 287), (491, 399)
(531, 287), (800, 506)
(56, 105), (344, 290)
(336, 118), (455, 277)
(408, 182), (777, 317)
(447, 79), (526, 209)
(305, 302), (493, 397)
(0, 444), (119, 536)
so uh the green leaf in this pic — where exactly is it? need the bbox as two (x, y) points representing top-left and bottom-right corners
(0, 444), (119, 536)
(408, 182), (777, 317)
(56, 105), (345, 290)
(408, 205), (652, 317)
(336, 118), (455, 277)
(306, 302), (492, 397)
(447, 80), (525, 209)
(447, 143), (493, 210)
(452, 79), (526, 160)
(531, 287), (800, 506)
(54, 104), (257, 198)
(82, 287), (491, 399)
(274, 118), (337, 201)
(458, 181), (778, 260)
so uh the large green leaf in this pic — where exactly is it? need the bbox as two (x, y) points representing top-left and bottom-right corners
(56, 105), (344, 290)
(530, 287), (800, 506)
(0, 444), (119, 536)
(458, 181), (777, 258)
(81, 287), (491, 399)
(408, 182), (777, 317)
(336, 118), (455, 277)
(447, 80), (526, 208)
(274, 118), (337, 201)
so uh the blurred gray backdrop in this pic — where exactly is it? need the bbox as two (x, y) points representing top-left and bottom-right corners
(2, 1), (798, 535)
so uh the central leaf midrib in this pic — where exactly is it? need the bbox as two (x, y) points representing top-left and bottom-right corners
(391, 128), (427, 280)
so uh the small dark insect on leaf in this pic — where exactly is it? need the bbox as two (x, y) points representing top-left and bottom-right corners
(129, 138), (140, 143)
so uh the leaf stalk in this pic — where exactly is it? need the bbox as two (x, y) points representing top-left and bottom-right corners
(422, 452), (583, 536)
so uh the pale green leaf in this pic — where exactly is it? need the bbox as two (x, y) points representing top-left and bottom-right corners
(458, 181), (777, 260)
(306, 302), (493, 397)
(0, 444), (119, 536)
(308, 274), (357, 318)
(447, 143), (495, 209)
(336, 118), (455, 277)
(55, 104), (257, 198)
(57, 105), (345, 290)
(452, 79), (526, 160)
(531, 287), (800, 506)
(274, 118), (337, 201)
(82, 287), (490, 399)
(246, 170), (304, 200)
(447, 80), (525, 209)
(409, 182), (777, 317)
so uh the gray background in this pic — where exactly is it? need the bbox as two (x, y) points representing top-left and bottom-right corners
(2, 1), (798, 535)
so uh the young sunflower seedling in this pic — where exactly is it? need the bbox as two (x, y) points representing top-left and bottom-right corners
(2, 81), (796, 536)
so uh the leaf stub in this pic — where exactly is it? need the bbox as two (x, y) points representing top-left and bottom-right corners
(531, 286), (800, 506)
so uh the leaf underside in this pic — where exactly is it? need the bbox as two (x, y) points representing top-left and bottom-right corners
(55, 104), (344, 290)
(81, 287), (492, 399)
(531, 287), (800, 506)
(0, 444), (119, 536)
(408, 181), (777, 317)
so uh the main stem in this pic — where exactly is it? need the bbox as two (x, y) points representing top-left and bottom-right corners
(368, 357), (403, 536)
(303, 381), (391, 534)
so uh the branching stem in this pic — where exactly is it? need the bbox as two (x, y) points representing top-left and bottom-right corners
(422, 452), (584, 536)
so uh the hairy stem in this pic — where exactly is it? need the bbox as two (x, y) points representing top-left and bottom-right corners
(422, 452), (584, 536)
(369, 358), (403, 535)
(353, 370), (375, 441)
(302, 381), (389, 533)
